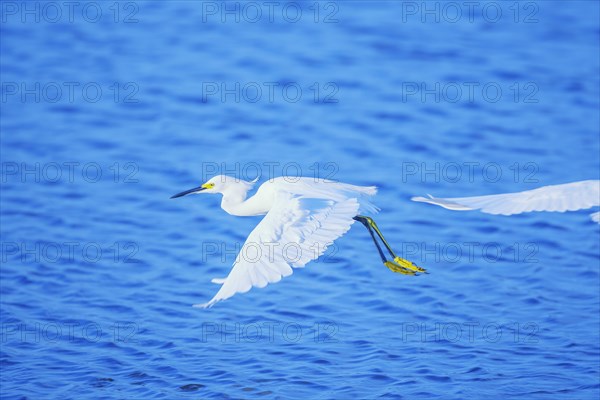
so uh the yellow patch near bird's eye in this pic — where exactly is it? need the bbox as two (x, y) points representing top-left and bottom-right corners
(202, 183), (215, 189)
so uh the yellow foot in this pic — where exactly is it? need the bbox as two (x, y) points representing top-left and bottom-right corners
(393, 256), (427, 273)
(384, 260), (417, 275)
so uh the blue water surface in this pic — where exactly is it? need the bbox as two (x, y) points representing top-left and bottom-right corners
(1, 1), (599, 399)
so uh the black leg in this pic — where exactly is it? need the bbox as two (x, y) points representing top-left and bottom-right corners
(363, 217), (397, 259)
(354, 216), (387, 263)
(354, 215), (427, 274)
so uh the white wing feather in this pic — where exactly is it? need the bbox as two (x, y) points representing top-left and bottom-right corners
(412, 180), (600, 221)
(196, 182), (375, 308)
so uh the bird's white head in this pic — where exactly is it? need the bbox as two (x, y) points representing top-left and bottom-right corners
(170, 175), (257, 199)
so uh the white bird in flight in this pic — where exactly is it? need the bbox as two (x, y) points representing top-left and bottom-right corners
(412, 180), (600, 223)
(172, 177), (598, 307)
(171, 175), (424, 308)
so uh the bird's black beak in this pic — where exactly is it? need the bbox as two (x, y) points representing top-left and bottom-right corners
(170, 186), (206, 199)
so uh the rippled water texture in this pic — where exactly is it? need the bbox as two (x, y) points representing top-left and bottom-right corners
(1, 1), (599, 399)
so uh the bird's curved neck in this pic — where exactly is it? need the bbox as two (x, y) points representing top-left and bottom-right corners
(218, 180), (271, 216)
(221, 191), (249, 216)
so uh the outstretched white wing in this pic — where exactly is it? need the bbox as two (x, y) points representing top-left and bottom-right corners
(412, 180), (600, 221)
(196, 191), (361, 308)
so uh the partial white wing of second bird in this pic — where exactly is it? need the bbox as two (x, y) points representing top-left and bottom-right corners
(412, 180), (600, 223)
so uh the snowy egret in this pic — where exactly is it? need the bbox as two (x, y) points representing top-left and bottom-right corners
(171, 175), (424, 308)
(412, 180), (600, 223)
